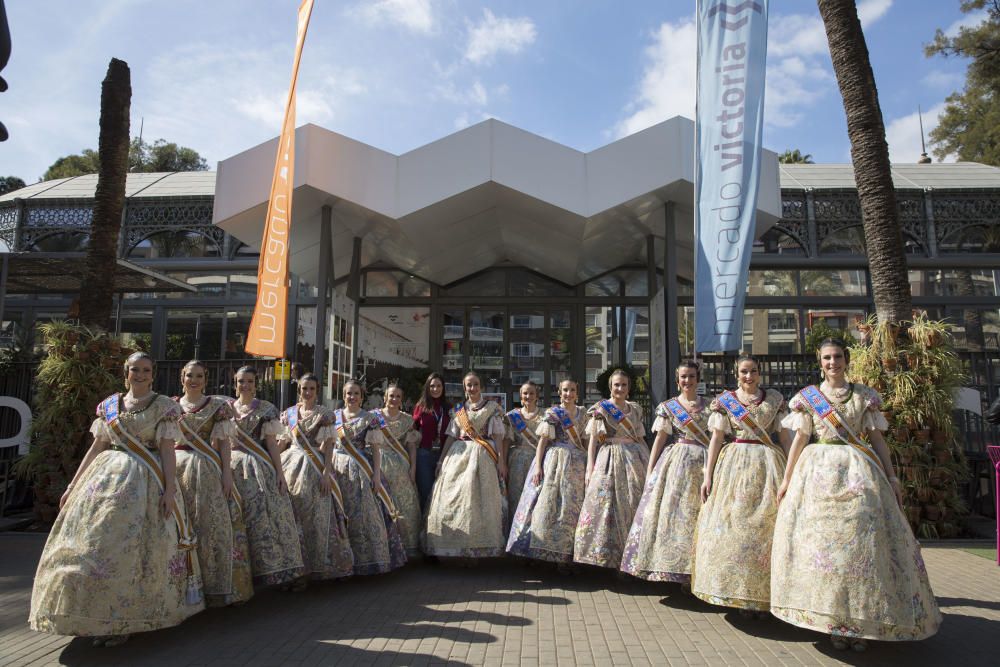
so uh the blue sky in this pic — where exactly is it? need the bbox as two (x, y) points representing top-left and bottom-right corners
(1, 1), (984, 182)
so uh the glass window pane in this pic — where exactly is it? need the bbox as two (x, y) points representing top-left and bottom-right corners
(443, 270), (505, 297)
(401, 275), (431, 297)
(364, 271), (400, 297)
(918, 269), (999, 298)
(586, 275), (621, 297)
(744, 308), (801, 354)
(804, 309), (867, 343)
(550, 309), (573, 402)
(801, 269), (868, 297)
(747, 270), (798, 296)
(165, 309), (223, 361)
(509, 309), (545, 404)
(128, 230), (221, 259)
(441, 309), (465, 399)
(508, 270), (572, 297)
(622, 271), (649, 297)
(28, 232), (89, 252)
(585, 306), (615, 402)
(119, 308), (154, 354)
(755, 227), (806, 255)
(223, 308), (252, 359)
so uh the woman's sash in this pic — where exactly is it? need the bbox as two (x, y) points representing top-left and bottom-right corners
(717, 391), (782, 454)
(506, 409), (539, 448)
(229, 401), (277, 475)
(102, 394), (202, 605)
(597, 400), (641, 443)
(372, 409), (411, 462)
(550, 406), (584, 451)
(286, 407), (346, 515)
(453, 404), (500, 464)
(177, 405), (242, 506)
(335, 411), (399, 520)
(799, 385), (885, 474)
(664, 399), (711, 447)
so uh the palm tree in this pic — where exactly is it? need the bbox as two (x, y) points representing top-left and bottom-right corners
(817, 0), (912, 324)
(778, 149), (814, 164)
(78, 58), (131, 330)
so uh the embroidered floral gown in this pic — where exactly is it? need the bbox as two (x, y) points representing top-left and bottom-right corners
(30, 393), (205, 636)
(691, 388), (787, 611)
(365, 409), (422, 556)
(279, 406), (354, 580)
(175, 395), (254, 606)
(771, 383), (941, 640)
(332, 409), (406, 574)
(621, 397), (711, 582)
(505, 408), (546, 518)
(229, 398), (304, 586)
(573, 401), (649, 569)
(507, 406), (588, 563)
(423, 399), (507, 557)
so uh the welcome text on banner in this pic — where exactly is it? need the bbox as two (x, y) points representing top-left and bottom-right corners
(245, 0), (315, 358)
(694, 0), (768, 353)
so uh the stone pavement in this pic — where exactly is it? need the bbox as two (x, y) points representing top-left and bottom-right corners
(1, 533), (998, 667)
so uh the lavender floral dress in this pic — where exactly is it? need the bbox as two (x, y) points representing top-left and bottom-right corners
(507, 405), (588, 563)
(621, 397), (710, 582)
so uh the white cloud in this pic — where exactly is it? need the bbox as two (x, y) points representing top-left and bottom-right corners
(614, 1), (891, 137)
(884, 102), (952, 163)
(921, 69), (964, 90)
(945, 8), (989, 36)
(436, 79), (490, 107)
(464, 9), (537, 64)
(352, 0), (435, 34)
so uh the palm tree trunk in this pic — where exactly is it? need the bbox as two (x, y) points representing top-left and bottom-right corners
(78, 58), (131, 330)
(817, 0), (912, 324)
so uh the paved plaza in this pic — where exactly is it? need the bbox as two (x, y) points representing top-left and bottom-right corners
(1, 532), (997, 666)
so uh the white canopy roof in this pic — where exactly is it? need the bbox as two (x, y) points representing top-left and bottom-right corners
(212, 118), (783, 287)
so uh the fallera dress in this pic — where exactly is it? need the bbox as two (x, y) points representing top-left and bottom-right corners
(573, 401), (649, 569)
(30, 393), (205, 636)
(331, 409), (407, 574)
(770, 382), (942, 641)
(279, 405), (355, 580)
(621, 397), (710, 582)
(365, 408), (423, 556)
(504, 407), (546, 518)
(229, 398), (304, 586)
(506, 405), (588, 563)
(175, 395), (254, 607)
(691, 388), (787, 611)
(423, 398), (507, 557)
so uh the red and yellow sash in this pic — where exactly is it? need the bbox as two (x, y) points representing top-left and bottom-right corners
(372, 409), (411, 462)
(335, 410), (399, 520)
(453, 404), (500, 464)
(286, 407), (346, 515)
(229, 401), (277, 475)
(177, 403), (242, 506)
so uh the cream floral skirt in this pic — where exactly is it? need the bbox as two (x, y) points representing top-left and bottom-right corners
(771, 443), (942, 640)
(370, 447), (422, 556)
(691, 441), (785, 610)
(506, 445), (536, 520)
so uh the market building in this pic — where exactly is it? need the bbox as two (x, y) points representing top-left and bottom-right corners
(2, 117), (999, 425)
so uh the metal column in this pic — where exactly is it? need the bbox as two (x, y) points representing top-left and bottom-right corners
(664, 203), (680, 376)
(313, 205), (332, 383)
(347, 236), (362, 380)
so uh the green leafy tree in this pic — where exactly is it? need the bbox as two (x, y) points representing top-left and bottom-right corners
(0, 175), (26, 194)
(778, 149), (814, 164)
(42, 137), (208, 181)
(926, 1), (1000, 164)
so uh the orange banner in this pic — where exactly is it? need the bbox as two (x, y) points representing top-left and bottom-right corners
(245, 0), (315, 358)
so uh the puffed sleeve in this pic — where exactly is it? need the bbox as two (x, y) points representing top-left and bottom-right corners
(629, 403), (646, 439)
(315, 422), (336, 443)
(155, 403), (182, 443)
(90, 417), (110, 442)
(780, 393), (813, 435)
(585, 405), (606, 438)
(366, 425), (387, 447)
(651, 402), (673, 435)
(707, 399), (732, 435)
(536, 410), (557, 441)
(260, 419), (282, 438)
(487, 405), (506, 440)
(860, 388), (889, 433)
(210, 402), (236, 441)
(404, 429), (422, 448)
(446, 408), (462, 438)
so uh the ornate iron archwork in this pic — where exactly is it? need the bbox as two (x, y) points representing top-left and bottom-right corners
(932, 193), (1000, 250)
(123, 196), (222, 257)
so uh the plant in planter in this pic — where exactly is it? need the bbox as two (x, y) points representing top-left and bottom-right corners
(14, 321), (132, 523)
(848, 312), (969, 538)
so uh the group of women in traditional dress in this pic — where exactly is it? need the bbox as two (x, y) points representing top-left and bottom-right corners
(30, 339), (941, 651)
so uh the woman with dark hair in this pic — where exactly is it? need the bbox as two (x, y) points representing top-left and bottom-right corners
(279, 373), (354, 586)
(332, 379), (407, 574)
(504, 381), (545, 515)
(691, 354), (789, 614)
(229, 366), (304, 587)
(412, 373), (450, 511)
(424, 371), (508, 558)
(174, 360), (254, 607)
(771, 339), (940, 649)
(366, 382), (422, 556)
(507, 378), (588, 566)
(622, 360), (710, 584)
(31, 352), (204, 645)
(574, 369), (649, 569)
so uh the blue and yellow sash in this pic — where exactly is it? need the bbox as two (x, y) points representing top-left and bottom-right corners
(177, 399), (242, 506)
(597, 399), (641, 443)
(372, 409), (411, 461)
(550, 405), (584, 450)
(717, 390), (780, 451)
(506, 409), (538, 447)
(800, 385), (884, 473)
(664, 398), (711, 447)
(229, 401), (277, 475)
